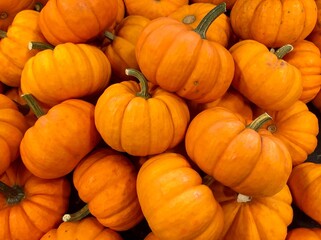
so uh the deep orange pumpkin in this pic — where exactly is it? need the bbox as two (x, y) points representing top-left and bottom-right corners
(40, 217), (123, 240)
(230, 0), (318, 48)
(0, 94), (29, 175)
(190, 0), (236, 10)
(72, 148), (144, 231)
(135, 3), (235, 103)
(137, 152), (224, 239)
(185, 107), (292, 197)
(307, 0), (321, 51)
(38, 0), (118, 45)
(0, 159), (70, 240)
(286, 228), (321, 240)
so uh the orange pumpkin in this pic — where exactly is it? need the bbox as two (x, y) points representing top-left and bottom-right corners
(190, 0), (236, 10)
(254, 100), (319, 166)
(20, 96), (101, 179)
(0, 0), (35, 31)
(136, 3), (234, 103)
(168, 3), (232, 47)
(104, 15), (150, 81)
(38, 0), (118, 45)
(210, 180), (293, 240)
(230, 0), (318, 48)
(230, 39), (303, 111)
(72, 148), (144, 231)
(95, 69), (190, 156)
(0, 10), (47, 87)
(21, 42), (111, 107)
(313, 89), (321, 110)
(0, 94), (29, 175)
(307, 0), (321, 51)
(124, 0), (188, 20)
(282, 40), (321, 103)
(40, 217), (123, 240)
(0, 159), (70, 240)
(137, 152), (224, 239)
(288, 162), (321, 225)
(286, 228), (321, 240)
(185, 107), (292, 197)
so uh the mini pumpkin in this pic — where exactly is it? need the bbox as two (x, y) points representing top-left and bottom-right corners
(137, 152), (224, 239)
(307, 0), (321, 51)
(286, 228), (321, 240)
(0, 159), (70, 240)
(190, 0), (236, 10)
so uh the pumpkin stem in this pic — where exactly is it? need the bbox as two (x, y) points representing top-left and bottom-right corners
(202, 175), (215, 186)
(34, 2), (44, 12)
(0, 12), (8, 20)
(271, 44), (293, 59)
(12, 100), (30, 116)
(125, 68), (151, 99)
(21, 93), (45, 118)
(104, 31), (115, 41)
(28, 41), (55, 51)
(236, 193), (252, 203)
(0, 30), (7, 38)
(0, 182), (25, 205)
(246, 112), (272, 131)
(62, 204), (90, 222)
(194, 2), (226, 39)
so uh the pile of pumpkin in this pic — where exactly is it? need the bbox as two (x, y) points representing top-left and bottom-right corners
(2, 0), (321, 239)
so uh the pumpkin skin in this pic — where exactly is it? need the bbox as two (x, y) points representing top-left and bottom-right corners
(286, 228), (321, 240)
(0, 160), (70, 240)
(21, 42), (111, 107)
(210, 181), (293, 240)
(254, 101), (319, 166)
(136, 5), (235, 103)
(0, 10), (47, 87)
(137, 153), (224, 240)
(40, 217), (123, 240)
(168, 3), (232, 47)
(230, 39), (303, 111)
(38, 0), (118, 45)
(288, 162), (321, 225)
(0, 94), (29, 175)
(0, 0), (35, 31)
(282, 40), (321, 103)
(73, 148), (144, 231)
(124, 0), (188, 20)
(94, 69), (190, 156)
(20, 98), (101, 179)
(105, 15), (150, 81)
(307, 0), (321, 51)
(190, 0), (236, 9)
(185, 107), (292, 197)
(230, 0), (318, 48)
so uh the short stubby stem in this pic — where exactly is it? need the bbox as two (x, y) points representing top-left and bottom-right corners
(62, 204), (90, 222)
(237, 193), (252, 203)
(0, 182), (25, 205)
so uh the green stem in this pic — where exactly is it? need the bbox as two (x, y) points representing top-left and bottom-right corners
(125, 68), (151, 99)
(34, 2), (44, 12)
(194, 2), (226, 39)
(62, 204), (90, 222)
(0, 182), (25, 205)
(104, 31), (115, 41)
(246, 112), (272, 131)
(202, 175), (215, 186)
(0, 30), (7, 38)
(21, 93), (45, 118)
(272, 44), (293, 59)
(28, 41), (54, 51)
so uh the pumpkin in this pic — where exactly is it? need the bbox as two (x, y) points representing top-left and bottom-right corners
(168, 3), (232, 47)
(286, 228), (321, 240)
(282, 40), (321, 103)
(307, 0), (321, 51)
(71, 148), (144, 231)
(313, 89), (321, 110)
(20, 95), (101, 179)
(136, 152), (224, 239)
(185, 107), (292, 197)
(190, 0), (236, 10)
(104, 15), (150, 81)
(230, 39), (303, 111)
(136, 3), (234, 103)
(0, 10), (47, 87)
(40, 217), (123, 240)
(94, 68), (190, 156)
(253, 100), (319, 166)
(124, 0), (188, 20)
(0, 0), (35, 31)
(0, 94), (29, 175)
(209, 180), (293, 240)
(115, 0), (125, 27)
(0, 159), (70, 240)
(230, 0), (318, 48)
(21, 42), (111, 107)
(38, 0), (118, 45)
(288, 162), (321, 225)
